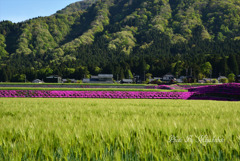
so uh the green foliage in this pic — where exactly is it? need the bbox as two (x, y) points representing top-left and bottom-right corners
(56, 0), (98, 14)
(0, 0), (240, 81)
(198, 73), (204, 80)
(146, 73), (152, 79)
(94, 66), (102, 74)
(108, 30), (136, 55)
(127, 69), (133, 79)
(201, 27), (211, 40)
(211, 79), (218, 83)
(219, 78), (228, 83)
(201, 62), (212, 77)
(12, 74), (26, 82)
(228, 73), (235, 83)
(62, 1), (111, 50)
(0, 34), (9, 59)
(228, 54), (239, 75)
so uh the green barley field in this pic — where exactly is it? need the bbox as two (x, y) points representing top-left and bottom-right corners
(0, 98), (240, 160)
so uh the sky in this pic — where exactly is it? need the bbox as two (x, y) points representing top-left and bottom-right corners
(0, 0), (80, 23)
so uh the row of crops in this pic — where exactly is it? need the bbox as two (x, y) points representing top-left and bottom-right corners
(0, 99), (240, 160)
(0, 90), (193, 99)
(0, 83), (239, 100)
(188, 83), (240, 101)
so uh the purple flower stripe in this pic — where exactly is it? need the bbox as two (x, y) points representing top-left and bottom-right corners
(0, 84), (239, 101)
(188, 83), (240, 101)
(188, 83), (240, 95)
(0, 90), (193, 99)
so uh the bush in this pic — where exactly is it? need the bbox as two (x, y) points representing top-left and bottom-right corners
(156, 79), (162, 84)
(143, 78), (150, 84)
(228, 73), (235, 83)
(205, 80), (211, 83)
(150, 79), (162, 85)
(183, 78), (188, 83)
(211, 79), (218, 83)
(219, 78), (228, 83)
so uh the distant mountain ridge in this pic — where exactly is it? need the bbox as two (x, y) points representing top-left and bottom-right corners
(56, 0), (98, 14)
(0, 0), (240, 82)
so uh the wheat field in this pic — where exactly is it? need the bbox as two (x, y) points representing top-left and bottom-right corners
(0, 98), (240, 160)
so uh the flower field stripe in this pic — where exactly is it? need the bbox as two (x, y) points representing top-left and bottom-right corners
(188, 83), (240, 101)
(0, 90), (194, 99)
(0, 83), (239, 100)
(188, 83), (240, 95)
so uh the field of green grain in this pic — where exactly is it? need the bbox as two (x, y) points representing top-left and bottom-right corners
(0, 98), (240, 160)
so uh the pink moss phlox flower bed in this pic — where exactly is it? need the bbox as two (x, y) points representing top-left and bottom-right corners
(188, 83), (240, 95)
(0, 90), (193, 99)
(0, 84), (239, 100)
(188, 83), (240, 101)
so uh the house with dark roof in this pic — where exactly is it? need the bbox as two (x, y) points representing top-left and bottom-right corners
(162, 73), (175, 83)
(45, 75), (62, 83)
(83, 74), (113, 83)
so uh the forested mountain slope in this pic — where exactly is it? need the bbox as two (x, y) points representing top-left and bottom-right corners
(0, 0), (240, 82)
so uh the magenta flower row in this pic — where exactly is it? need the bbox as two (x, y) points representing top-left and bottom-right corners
(0, 90), (193, 99)
(188, 83), (240, 95)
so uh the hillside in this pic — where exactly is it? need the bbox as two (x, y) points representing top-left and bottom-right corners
(56, 0), (98, 14)
(0, 0), (240, 82)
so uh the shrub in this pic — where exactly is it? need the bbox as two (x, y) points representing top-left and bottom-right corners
(228, 73), (235, 83)
(205, 80), (211, 83)
(183, 78), (188, 83)
(211, 79), (218, 83)
(219, 78), (228, 83)
(143, 78), (150, 84)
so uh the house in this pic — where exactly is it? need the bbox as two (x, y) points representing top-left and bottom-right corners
(62, 79), (77, 83)
(176, 79), (183, 83)
(82, 78), (90, 83)
(162, 73), (174, 81)
(45, 75), (62, 83)
(98, 74), (114, 83)
(134, 75), (141, 84)
(83, 74), (113, 84)
(121, 79), (133, 84)
(162, 73), (175, 83)
(176, 76), (186, 83)
(32, 79), (44, 83)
